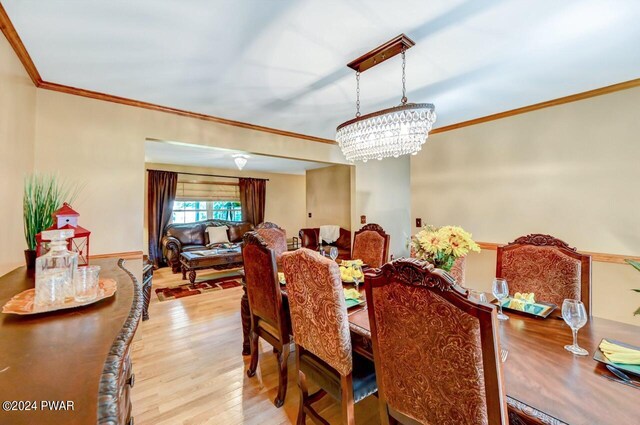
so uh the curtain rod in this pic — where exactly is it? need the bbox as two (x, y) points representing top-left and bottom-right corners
(147, 169), (269, 181)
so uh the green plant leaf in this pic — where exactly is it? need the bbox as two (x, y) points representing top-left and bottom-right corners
(635, 306), (640, 316)
(632, 289), (640, 293)
(626, 259), (640, 272)
(23, 174), (81, 250)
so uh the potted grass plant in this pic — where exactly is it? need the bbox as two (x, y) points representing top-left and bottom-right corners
(23, 174), (80, 269)
(625, 259), (640, 316)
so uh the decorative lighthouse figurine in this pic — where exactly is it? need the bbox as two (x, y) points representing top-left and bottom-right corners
(36, 203), (91, 265)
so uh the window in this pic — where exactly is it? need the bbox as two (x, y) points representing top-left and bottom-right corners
(172, 200), (242, 224)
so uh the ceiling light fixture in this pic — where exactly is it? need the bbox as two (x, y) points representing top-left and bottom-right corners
(233, 154), (249, 170)
(336, 34), (436, 162)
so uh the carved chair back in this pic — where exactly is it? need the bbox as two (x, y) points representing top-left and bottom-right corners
(281, 248), (353, 376)
(496, 234), (592, 314)
(365, 258), (507, 425)
(352, 223), (390, 268)
(242, 231), (288, 340)
(255, 222), (288, 264)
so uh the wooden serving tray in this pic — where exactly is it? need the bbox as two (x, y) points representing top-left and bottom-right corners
(2, 278), (117, 315)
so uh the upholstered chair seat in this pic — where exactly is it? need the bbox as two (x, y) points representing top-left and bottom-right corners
(242, 231), (291, 408)
(351, 223), (390, 268)
(298, 351), (377, 404)
(281, 248), (377, 424)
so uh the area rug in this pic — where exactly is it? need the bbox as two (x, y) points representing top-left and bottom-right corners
(155, 274), (243, 302)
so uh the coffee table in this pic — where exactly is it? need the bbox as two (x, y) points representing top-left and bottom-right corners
(180, 248), (243, 284)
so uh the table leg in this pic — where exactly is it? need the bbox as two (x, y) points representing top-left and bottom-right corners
(241, 284), (251, 355)
(188, 270), (196, 284)
(181, 265), (187, 281)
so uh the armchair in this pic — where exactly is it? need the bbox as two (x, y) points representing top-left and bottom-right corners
(299, 227), (351, 260)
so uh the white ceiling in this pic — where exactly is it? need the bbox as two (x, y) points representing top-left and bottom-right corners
(144, 140), (330, 174)
(4, 0), (640, 139)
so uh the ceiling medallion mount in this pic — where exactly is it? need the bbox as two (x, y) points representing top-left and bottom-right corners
(233, 154), (249, 170)
(336, 34), (436, 162)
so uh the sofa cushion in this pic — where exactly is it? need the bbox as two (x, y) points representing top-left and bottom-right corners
(166, 223), (206, 246)
(182, 245), (207, 252)
(206, 226), (230, 244)
(228, 222), (254, 242)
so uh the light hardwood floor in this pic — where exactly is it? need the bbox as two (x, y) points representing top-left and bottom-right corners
(131, 267), (381, 425)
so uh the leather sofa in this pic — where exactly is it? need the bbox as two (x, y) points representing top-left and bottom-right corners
(162, 219), (254, 273)
(298, 227), (351, 260)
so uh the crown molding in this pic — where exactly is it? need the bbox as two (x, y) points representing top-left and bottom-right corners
(2, 3), (639, 142)
(0, 2), (40, 85)
(431, 78), (640, 135)
(37, 81), (337, 144)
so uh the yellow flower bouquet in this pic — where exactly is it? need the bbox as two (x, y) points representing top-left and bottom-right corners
(412, 225), (480, 272)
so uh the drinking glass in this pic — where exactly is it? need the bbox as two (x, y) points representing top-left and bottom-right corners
(492, 278), (509, 321)
(468, 289), (487, 303)
(329, 247), (338, 262)
(74, 265), (101, 302)
(352, 264), (362, 292)
(561, 299), (589, 356)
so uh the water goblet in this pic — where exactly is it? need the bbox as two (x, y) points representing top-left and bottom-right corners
(492, 278), (509, 321)
(468, 289), (487, 303)
(352, 264), (362, 292)
(561, 299), (589, 356)
(329, 247), (338, 262)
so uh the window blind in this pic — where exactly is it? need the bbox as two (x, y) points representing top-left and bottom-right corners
(175, 177), (240, 202)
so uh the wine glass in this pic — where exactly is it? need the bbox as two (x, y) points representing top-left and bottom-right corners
(562, 299), (589, 356)
(329, 246), (338, 262)
(492, 278), (509, 321)
(352, 264), (362, 292)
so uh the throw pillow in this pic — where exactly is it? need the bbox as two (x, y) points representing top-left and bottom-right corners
(206, 226), (230, 245)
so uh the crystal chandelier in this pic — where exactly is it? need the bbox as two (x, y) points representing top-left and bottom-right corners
(336, 34), (436, 162)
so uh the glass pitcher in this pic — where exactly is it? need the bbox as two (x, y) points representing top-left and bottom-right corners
(35, 229), (78, 307)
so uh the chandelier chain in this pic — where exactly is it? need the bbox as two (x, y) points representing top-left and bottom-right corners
(401, 49), (407, 104)
(356, 71), (361, 117)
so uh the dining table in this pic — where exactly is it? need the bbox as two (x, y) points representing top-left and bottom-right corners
(240, 270), (640, 425)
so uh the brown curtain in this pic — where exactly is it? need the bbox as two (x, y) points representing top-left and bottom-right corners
(148, 170), (178, 267)
(239, 178), (266, 226)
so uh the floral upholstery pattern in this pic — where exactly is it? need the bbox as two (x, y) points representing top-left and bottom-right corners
(256, 227), (288, 264)
(501, 245), (581, 307)
(352, 230), (386, 268)
(243, 242), (280, 327)
(371, 281), (488, 424)
(281, 248), (353, 376)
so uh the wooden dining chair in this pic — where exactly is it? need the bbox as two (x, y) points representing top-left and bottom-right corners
(351, 223), (390, 268)
(242, 231), (290, 407)
(366, 258), (508, 425)
(496, 234), (592, 314)
(281, 248), (378, 425)
(255, 221), (288, 265)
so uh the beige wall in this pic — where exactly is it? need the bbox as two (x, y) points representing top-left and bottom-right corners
(32, 89), (345, 257)
(0, 36), (36, 276)
(305, 165), (351, 230)
(144, 162), (306, 251)
(353, 157), (412, 259)
(411, 87), (640, 325)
